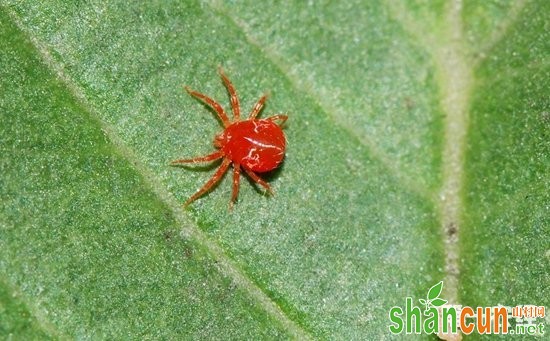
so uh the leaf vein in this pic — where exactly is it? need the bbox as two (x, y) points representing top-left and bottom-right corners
(209, 1), (436, 205)
(2, 6), (312, 339)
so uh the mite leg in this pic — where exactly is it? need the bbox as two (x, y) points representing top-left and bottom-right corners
(219, 67), (241, 121)
(170, 150), (224, 165)
(249, 94), (268, 120)
(266, 114), (288, 126)
(184, 86), (230, 127)
(230, 163), (241, 209)
(184, 158), (231, 207)
(243, 168), (273, 195)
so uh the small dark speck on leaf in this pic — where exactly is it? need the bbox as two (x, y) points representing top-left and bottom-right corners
(447, 223), (457, 236)
(183, 246), (193, 259)
(404, 97), (415, 110)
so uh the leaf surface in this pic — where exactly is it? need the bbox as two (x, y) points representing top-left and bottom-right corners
(1, 1), (548, 339)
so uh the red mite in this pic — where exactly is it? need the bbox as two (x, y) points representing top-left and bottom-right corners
(171, 68), (288, 208)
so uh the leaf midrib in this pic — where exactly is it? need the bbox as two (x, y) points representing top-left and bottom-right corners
(387, 0), (527, 305)
(433, 0), (472, 305)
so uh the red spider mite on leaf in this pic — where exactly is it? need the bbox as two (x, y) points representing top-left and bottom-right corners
(171, 67), (288, 208)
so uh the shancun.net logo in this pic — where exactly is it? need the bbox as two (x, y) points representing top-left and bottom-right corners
(388, 281), (546, 336)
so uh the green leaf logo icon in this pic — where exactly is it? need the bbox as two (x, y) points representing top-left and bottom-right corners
(428, 281), (444, 300)
(420, 281), (448, 312)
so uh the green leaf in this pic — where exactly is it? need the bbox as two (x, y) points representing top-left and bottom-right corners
(430, 298), (447, 307)
(1, 1), (548, 339)
(427, 281), (443, 301)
